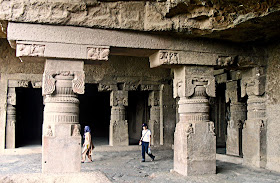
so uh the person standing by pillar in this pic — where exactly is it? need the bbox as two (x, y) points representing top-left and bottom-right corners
(140, 123), (155, 162)
(81, 126), (93, 163)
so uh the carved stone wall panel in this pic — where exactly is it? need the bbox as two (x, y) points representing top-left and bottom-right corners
(110, 91), (128, 107)
(17, 43), (45, 57)
(87, 47), (110, 61)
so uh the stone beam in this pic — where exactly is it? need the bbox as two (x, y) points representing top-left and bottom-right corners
(7, 22), (262, 59)
(14, 41), (110, 62)
(173, 66), (216, 176)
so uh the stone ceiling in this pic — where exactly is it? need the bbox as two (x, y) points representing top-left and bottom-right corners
(0, 0), (280, 43)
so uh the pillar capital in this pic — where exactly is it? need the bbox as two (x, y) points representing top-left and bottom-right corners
(241, 67), (265, 98)
(110, 90), (128, 107)
(173, 66), (215, 98)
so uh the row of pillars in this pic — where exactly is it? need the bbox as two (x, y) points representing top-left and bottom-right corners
(5, 58), (266, 175)
(41, 59), (161, 173)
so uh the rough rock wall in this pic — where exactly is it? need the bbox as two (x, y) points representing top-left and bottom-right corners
(0, 0), (280, 42)
(0, 39), (44, 74)
(265, 42), (280, 172)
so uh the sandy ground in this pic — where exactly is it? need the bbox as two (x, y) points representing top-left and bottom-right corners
(1, 149), (280, 183)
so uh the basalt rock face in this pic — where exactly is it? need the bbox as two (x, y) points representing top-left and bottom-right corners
(0, 0), (280, 42)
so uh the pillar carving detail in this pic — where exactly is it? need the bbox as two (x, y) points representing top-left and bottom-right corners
(5, 87), (16, 149)
(42, 60), (84, 173)
(109, 90), (129, 146)
(226, 80), (246, 156)
(148, 90), (160, 146)
(173, 66), (216, 176)
(241, 67), (266, 168)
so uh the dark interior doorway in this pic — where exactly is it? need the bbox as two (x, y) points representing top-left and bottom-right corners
(210, 83), (227, 153)
(127, 91), (150, 145)
(15, 87), (43, 147)
(79, 84), (110, 145)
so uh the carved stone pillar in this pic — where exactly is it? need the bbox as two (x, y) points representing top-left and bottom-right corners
(173, 66), (216, 176)
(109, 90), (128, 146)
(226, 80), (246, 156)
(42, 59), (84, 173)
(5, 87), (16, 149)
(241, 67), (266, 168)
(148, 90), (160, 146)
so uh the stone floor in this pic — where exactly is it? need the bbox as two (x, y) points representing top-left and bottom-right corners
(1, 149), (280, 183)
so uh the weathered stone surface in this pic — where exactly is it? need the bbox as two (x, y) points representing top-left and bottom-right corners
(173, 66), (216, 176)
(1, 0), (280, 42)
(265, 43), (280, 172)
(42, 59), (84, 173)
(109, 90), (129, 146)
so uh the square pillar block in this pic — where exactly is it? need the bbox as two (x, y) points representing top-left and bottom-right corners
(109, 120), (129, 146)
(242, 119), (266, 168)
(174, 121), (216, 176)
(226, 125), (240, 156)
(42, 124), (81, 173)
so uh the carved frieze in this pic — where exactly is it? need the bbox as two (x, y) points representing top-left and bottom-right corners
(32, 81), (42, 88)
(46, 125), (53, 136)
(110, 91), (128, 106)
(17, 43), (45, 57)
(217, 56), (235, 66)
(208, 122), (215, 134)
(148, 91), (160, 106)
(186, 123), (194, 138)
(72, 124), (80, 136)
(159, 51), (179, 64)
(87, 47), (110, 60)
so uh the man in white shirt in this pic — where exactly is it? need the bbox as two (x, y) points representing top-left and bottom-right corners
(140, 123), (155, 162)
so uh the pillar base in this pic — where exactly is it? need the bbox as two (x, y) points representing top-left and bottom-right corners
(242, 119), (266, 168)
(174, 121), (216, 176)
(226, 121), (241, 156)
(42, 124), (81, 173)
(109, 120), (129, 146)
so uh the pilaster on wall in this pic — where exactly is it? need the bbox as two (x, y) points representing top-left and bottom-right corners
(109, 90), (129, 146)
(225, 80), (246, 156)
(42, 59), (84, 173)
(148, 90), (160, 146)
(241, 67), (266, 168)
(173, 66), (216, 176)
(5, 85), (16, 149)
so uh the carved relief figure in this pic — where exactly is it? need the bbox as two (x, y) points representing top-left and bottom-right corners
(46, 125), (53, 136)
(72, 124), (80, 136)
(209, 123), (215, 134)
(186, 123), (194, 138)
